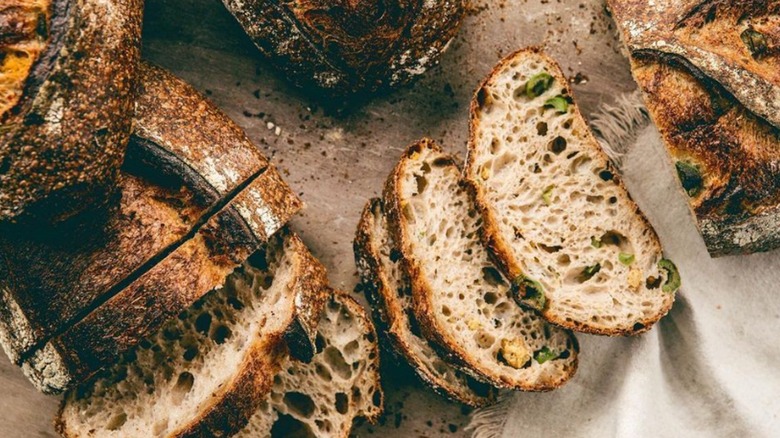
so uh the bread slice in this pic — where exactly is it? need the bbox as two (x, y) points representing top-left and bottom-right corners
(236, 292), (383, 438)
(384, 139), (578, 391)
(354, 198), (496, 406)
(465, 48), (679, 335)
(56, 230), (328, 437)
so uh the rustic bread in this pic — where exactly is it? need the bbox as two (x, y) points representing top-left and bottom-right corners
(465, 48), (678, 335)
(56, 231), (329, 438)
(236, 292), (383, 438)
(608, 1), (780, 256)
(0, 0), (143, 223)
(220, 0), (464, 96)
(3, 64), (303, 393)
(384, 139), (578, 391)
(354, 198), (496, 407)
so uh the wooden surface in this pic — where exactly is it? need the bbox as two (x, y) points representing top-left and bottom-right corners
(0, 0), (637, 436)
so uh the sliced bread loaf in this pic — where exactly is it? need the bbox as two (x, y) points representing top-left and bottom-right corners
(465, 48), (679, 335)
(56, 230), (328, 437)
(236, 292), (383, 438)
(354, 198), (496, 406)
(384, 139), (578, 391)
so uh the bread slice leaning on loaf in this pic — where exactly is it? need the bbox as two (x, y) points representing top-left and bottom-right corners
(354, 198), (496, 407)
(465, 48), (680, 335)
(384, 139), (578, 391)
(236, 292), (383, 437)
(56, 230), (328, 438)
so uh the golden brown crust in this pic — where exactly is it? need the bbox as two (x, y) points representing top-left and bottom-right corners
(609, 0), (780, 255)
(353, 198), (496, 407)
(220, 0), (465, 95)
(465, 47), (671, 336)
(0, 0), (144, 223)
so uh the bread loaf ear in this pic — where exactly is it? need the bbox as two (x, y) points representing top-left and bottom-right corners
(220, 0), (465, 96)
(0, 0), (143, 223)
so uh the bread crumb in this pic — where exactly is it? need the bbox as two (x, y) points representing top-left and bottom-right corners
(467, 319), (481, 330)
(500, 338), (530, 369)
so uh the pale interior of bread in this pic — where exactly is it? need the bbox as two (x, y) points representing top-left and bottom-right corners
(60, 234), (296, 437)
(0, 1), (50, 120)
(397, 145), (576, 389)
(363, 201), (491, 403)
(236, 295), (382, 438)
(469, 52), (674, 331)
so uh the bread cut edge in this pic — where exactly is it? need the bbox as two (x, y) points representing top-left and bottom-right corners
(354, 198), (496, 407)
(465, 47), (676, 336)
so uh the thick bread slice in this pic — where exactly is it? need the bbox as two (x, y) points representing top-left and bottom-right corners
(0, 0), (143, 223)
(465, 48), (678, 335)
(384, 139), (578, 391)
(56, 231), (329, 438)
(354, 198), (496, 407)
(236, 292), (383, 438)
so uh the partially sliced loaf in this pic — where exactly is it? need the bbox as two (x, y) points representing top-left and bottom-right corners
(56, 230), (328, 437)
(354, 198), (496, 406)
(466, 48), (679, 335)
(236, 292), (383, 438)
(384, 139), (578, 391)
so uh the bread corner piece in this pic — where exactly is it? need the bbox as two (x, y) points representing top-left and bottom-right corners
(465, 47), (679, 336)
(56, 230), (329, 438)
(236, 291), (383, 437)
(384, 139), (578, 391)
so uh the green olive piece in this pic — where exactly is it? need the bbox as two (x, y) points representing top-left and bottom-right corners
(512, 276), (546, 310)
(579, 263), (601, 282)
(544, 95), (569, 113)
(534, 346), (559, 364)
(675, 161), (703, 197)
(618, 253), (635, 266)
(741, 28), (768, 58)
(658, 259), (681, 294)
(526, 73), (554, 98)
(542, 185), (555, 205)
(591, 236), (602, 248)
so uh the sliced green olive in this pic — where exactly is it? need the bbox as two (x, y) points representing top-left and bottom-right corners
(591, 236), (602, 248)
(658, 259), (681, 294)
(741, 28), (768, 58)
(618, 253), (635, 266)
(534, 346), (559, 364)
(675, 161), (703, 197)
(542, 185), (555, 205)
(544, 95), (569, 113)
(579, 263), (601, 281)
(512, 276), (546, 310)
(526, 73), (554, 98)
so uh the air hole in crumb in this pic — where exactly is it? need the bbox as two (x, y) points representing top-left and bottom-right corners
(343, 340), (359, 356)
(335, 392), (349, 414)
(609, 196), (617, 204)
(324, 347), (352, 379)
(474, 331), (495, 349)
(414, 174), (428, 194)
(481, 267), (504, 287)
(490, 138), (501, 154)
(284, 392), (316, 418)
(633, 322), (645, 332)
(106, 413), (127, 431)
(210, 324), (232, 344)
(182, 347), (198, 361)
(271, 414), (314, 438)
(315, 362), (332, 382)
(352, 386), (363, 404)
(172, 372), (194, 404)
(549, 136), (567, 154)
(598, 169), (614, 181)
(484, 292), (498, 305)
(536, 122), (548, 136)
(372, 389), (382, 407)
(194, 313), (212, 334)
(646, 276), (662, 289)
(441, 305), (452, 316)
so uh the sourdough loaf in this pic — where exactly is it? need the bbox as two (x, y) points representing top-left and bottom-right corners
(236, 292), (383, 438)
(1, 63), (303, 393)
(608, 0), (780, 255)
(56, 231), (328, 437)
(355, 198), (496, 407)
(0, 0), (143, 223)
(384, 139), (579, 390)
(465, 48), (678, 335)
(220, 0), (464, 96)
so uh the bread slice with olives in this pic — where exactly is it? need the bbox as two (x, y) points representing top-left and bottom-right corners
(354, 198), (496, 407)
(56, 231), (329, 437)
(384, 139), (578, 391)
(465, 48), (679, 335)
(235, 292), (383, 438)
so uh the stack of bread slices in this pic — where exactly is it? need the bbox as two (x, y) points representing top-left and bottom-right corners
(354, 48), (681, 406)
